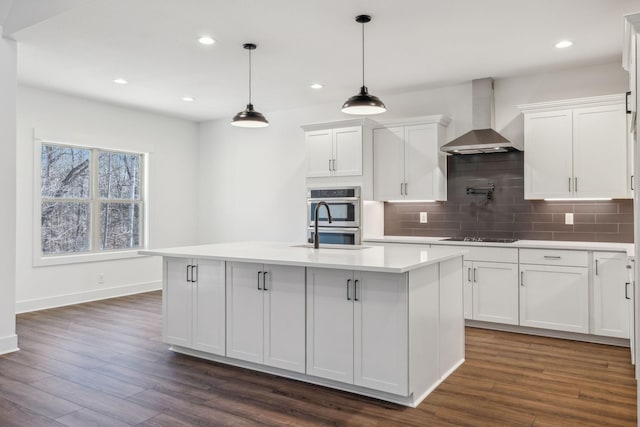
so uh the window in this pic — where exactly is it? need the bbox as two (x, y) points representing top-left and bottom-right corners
(38, 141), (145, 262)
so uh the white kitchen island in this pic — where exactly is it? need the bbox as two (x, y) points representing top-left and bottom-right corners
(140, 242), (465, 407)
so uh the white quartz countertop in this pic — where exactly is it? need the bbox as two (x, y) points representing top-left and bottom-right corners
(364, 236), (635, 257)
(139, 241), (466, 273)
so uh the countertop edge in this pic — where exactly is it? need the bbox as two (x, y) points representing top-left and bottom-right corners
(364, 236), (634, 256)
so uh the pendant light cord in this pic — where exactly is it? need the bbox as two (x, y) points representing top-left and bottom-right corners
(248, 48), (252, 105)
(361, 20), (365, 87)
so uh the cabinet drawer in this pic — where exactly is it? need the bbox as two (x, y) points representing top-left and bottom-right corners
(444, 245), (518, 263)
(519, 249), (588, 267)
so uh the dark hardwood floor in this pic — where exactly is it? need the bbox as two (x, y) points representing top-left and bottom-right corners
(0, 291), (636, 426)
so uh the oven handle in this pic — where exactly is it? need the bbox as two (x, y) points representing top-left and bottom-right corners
(307, 227), (360, 233)
(307, 197), (360, 202)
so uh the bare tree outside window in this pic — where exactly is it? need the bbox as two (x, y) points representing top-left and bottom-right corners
(40, 143), (144, 256)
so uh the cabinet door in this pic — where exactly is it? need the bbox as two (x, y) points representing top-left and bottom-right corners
(263, 265), (306, 373)
(192, 259), (226, 355)
(226, 262), (264, 363)
(463, 261), (473, 320)
(305, 129), (333, 177)
(333, 126), (362, 176)
(472, 262), (519, 325)
(354, 271), (408, 395)
(306, 268), (354, 383)
(163, 258), (191, 347)
(373, 127), (404, 200)
(573, 104), (627, 198)
(523, 110), (573, 199)
(404, 124), (443, 200)
(519, 265), (589, 333)
(593, 252), (630, 338)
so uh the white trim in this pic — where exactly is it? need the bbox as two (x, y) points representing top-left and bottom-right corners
(15, 280), (161, 313)
(517, 94), (625, 114)
(34, 250), (151, 267)
(373, 114), (452, 128)
(0, 335), (19, 355)
(301, 118), (378, 132)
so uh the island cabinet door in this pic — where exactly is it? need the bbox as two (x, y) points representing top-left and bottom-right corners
(354, 271), (409, 396)
(226, 262), (265, 364)
(164, 257), (192, 347)
(191, 259), (226, 356)
(306, 268), (355, 383)
(263, 265), (306, 373)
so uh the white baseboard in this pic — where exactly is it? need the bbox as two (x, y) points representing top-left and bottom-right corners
(16, 280), (161, 313)
(0, 334), (18, 355)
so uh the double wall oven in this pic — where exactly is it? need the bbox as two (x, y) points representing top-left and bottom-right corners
(307, 186), (361, 245)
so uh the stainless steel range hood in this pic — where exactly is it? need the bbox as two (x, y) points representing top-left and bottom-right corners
(441, 78), (522, 154)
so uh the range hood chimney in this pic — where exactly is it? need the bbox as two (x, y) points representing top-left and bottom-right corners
(441, 78), (521, 155)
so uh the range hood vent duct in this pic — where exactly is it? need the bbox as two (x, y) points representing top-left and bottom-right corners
(441, 78), (522, 154)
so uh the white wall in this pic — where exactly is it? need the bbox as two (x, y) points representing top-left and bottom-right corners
(197, 62), (627, 244)
(197, 83), (472, 243)
(0, 31), (17, 354)
(16, 85), (200, 312)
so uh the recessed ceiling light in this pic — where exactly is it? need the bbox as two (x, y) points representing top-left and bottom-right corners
(113, 78), (128, 85)
(555, 40), (573, 49)
(310, 83), (323, 90)
(182, 96), (194, 102)
(198, 36), (215, 45)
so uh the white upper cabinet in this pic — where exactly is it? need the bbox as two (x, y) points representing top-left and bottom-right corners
(519, 95), (628, 200)
(305, 126), (362, 177)
(373, 116), (450, 201)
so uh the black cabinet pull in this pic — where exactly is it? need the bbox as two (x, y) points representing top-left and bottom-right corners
(626, 91), (632, 114)
(354, 279), (359, 301)
(257, 271), (262, 290)
(192, 265), (198, 283)
(347, 279), (352, 301)
(263, 271), (268, 291)
(625, 282), (631, 300)
(186, 265), (193, 283)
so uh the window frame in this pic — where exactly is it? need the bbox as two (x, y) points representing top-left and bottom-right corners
(33, 138), (149, 267)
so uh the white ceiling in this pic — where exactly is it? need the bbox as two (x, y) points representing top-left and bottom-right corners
(10, 0), (640, 122)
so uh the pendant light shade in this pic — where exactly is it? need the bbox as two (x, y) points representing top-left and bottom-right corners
(231, 43), (269, 128)
(342, 15), (386, 115)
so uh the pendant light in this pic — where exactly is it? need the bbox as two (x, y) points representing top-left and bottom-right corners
(231, 43), (269, 128)
(342, 15), (386, 115)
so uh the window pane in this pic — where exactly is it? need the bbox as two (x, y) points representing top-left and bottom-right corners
(41, 144), (90, 198)
(41, 202), (91, 254)
(99, 152), (141, 200)
(100, 203), (141, 250)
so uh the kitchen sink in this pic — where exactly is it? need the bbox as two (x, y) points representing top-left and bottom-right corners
(291, 244), (372, 250)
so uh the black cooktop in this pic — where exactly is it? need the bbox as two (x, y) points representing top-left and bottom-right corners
(442, 237), (519, 243)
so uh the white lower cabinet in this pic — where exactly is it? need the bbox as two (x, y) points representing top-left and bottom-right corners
(226, 262), (306, 373)
(519, 264), (589, 334)
(468, 261), (519, 325)
(456, 246), (519, 325)
(306, 268), (409, 396)
(593, 252), (631, 339)
(164, 257), (226, 355)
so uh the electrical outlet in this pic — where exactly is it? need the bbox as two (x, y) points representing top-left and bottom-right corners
(97, 273), (105, 284)
(565, 213), (574, 225)
(419, 212), (428, 223)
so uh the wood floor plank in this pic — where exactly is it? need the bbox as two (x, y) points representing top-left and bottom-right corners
(55, 408), (133, 427)
(0, 395), (67, 427)
(28, 376), (158, 425)
(0, 290), (634, 426)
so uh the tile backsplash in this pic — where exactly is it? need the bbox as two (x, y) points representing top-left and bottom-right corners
(384, 152), (633, 243)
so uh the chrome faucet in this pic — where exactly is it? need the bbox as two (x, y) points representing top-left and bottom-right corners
(313, 201), (332, 249)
